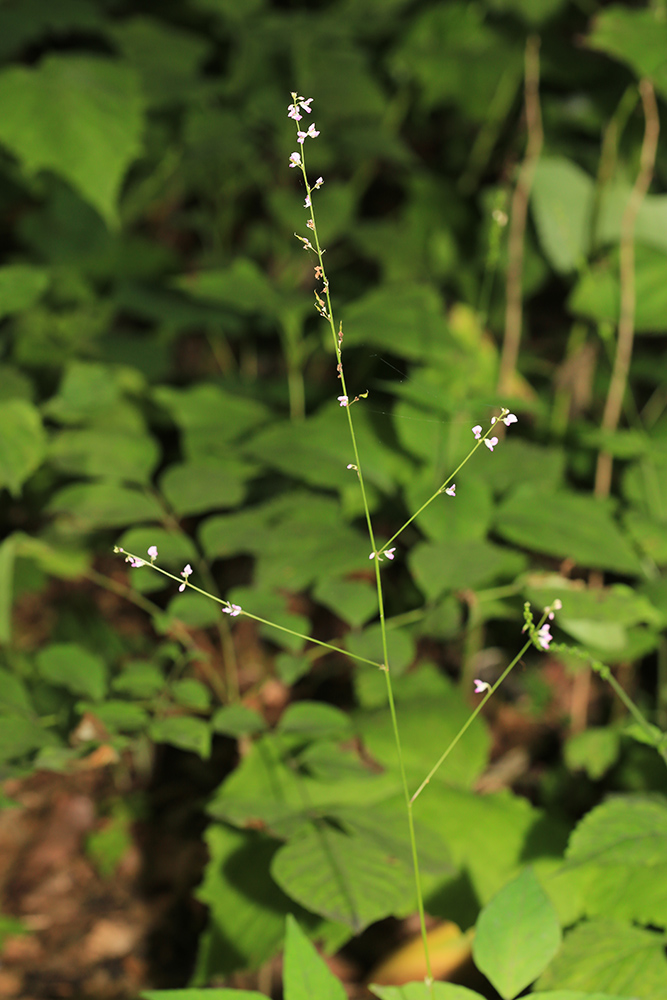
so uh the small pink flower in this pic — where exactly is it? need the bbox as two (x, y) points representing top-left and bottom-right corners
(536, 623), (553, 650)
(338, 395), (349, 407)
(385, 548), (396, 560)
(179, 564), (193, 592)
(492, 412), (518, 428)
(547, 598), (563, 620)
(474, 679), (491, 694)
(147, 545), (158, 561)
(445, 484), (456, 497)
(313, 176), (324, 189)
(484, 436), (499, 452)
(472, 425), (482, 440)
(223, 603), (242, 617)
(126, 555), (146, 568)
(289, 151), (301, 168)
(297, 123), (320, 143)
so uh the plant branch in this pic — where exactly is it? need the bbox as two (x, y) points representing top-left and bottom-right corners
(595, 79), (659, 498)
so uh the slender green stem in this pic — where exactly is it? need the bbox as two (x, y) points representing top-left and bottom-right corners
(411, 634), (534, 803)
(116, 549), (384, 670)
(295, 110), (434, 996)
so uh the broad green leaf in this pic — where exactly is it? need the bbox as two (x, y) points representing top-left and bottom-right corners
(77, 700), (149, 733)
(159, 458), (251, 517)
(35, 642), (108, 701)
(473, 867), (561, 999)
(587, 6), (667, 99)
(531, 158), (594, 273)
(409, 538), (527, 601)
(371, 984), (484, 1000)
(112, 661), (165, 699)
(0, 535), (17, 644)
(207, 734), (399, 835)
(564, 727), (621, 780)
(535, 920), (667, 998)
(0, 399), (46, 496)
(283, 915), (347, 1000)
(0, 715), (57, 763)
(272, 822), (414, 932)
(243, 404), (402, 496)
(569, 245), (667, 333)
(0, 55), (144, 226)
(170, 679), (211, 712)
(340, 285), (452, 362)
(48, 482), (163, 530)
(597, 185), (667, 256)
(0, 264), (49, 320)
(173, 258), (280, 316)
(479, 440), (566, 497)
(110, 15), (211, 109)
(165, 592), (222, 629)
(278, 702), (352, 740)
(0, 667), (32, 713)
(403, 475), (493, 544)
(346, 623), (414, 674)
(495, 487), (643, 575)
(153, 384), (269, 459)
(149, 716), (211, 759)
(44, 361), (123, 423)
(211, 705), (266, 738)
(49, 428), (160, 483)
(313, 578), (378, 628)
(567, 795), (667, 867)
(414, 787), (569, 915)
(192, 824), (312, 980)
(356, 680), (490, 791)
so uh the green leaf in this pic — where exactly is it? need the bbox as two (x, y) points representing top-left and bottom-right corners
(78, 700), (149, 734)
(587, 6), (667, 99)
(569, 246), (667, 334)
(356, 681), (490, 791)
(473, 867), (561, 999)
(49, 428), (160, 483)
(0, 715), (57, 763)
(0, 666), (32, 713)
(192, 823), (312, 980)
(112, 661), (165, 699)
(313, 578), (378, 628)
(535, 920), (667, 998)
(149, 716), (211, 758)
(564, 727), (621, 780)
(371, 984), (483, 1000)
(278, 702), (352, 740)
(171, 679), (211, 712)
(211, 705), (266, 738)
(48, 482), (163, 530)
(531, 158), (594, 273)
(35, 642), (108, 701)
(165, 592), (222, 629)
(159, 458), (251, 516)
(340, 285), (452, 362)
(0, 264), (49, 320)
(173, 258), (280, 316)
(0, 535), (17, 644)
(495, 487), (643, 575)
(283, 914), (347, 1000)
(0, 399), (46, 496)
(153, 384), (269, 459)
(271, 822), (414, 932)
(409, 538), (527, 601)
(0, 55), (144, 226)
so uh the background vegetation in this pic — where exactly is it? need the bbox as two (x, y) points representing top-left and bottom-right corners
(0, 0), (666, 998)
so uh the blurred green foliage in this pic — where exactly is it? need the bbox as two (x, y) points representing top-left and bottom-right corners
(0, 0), (666, 995)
